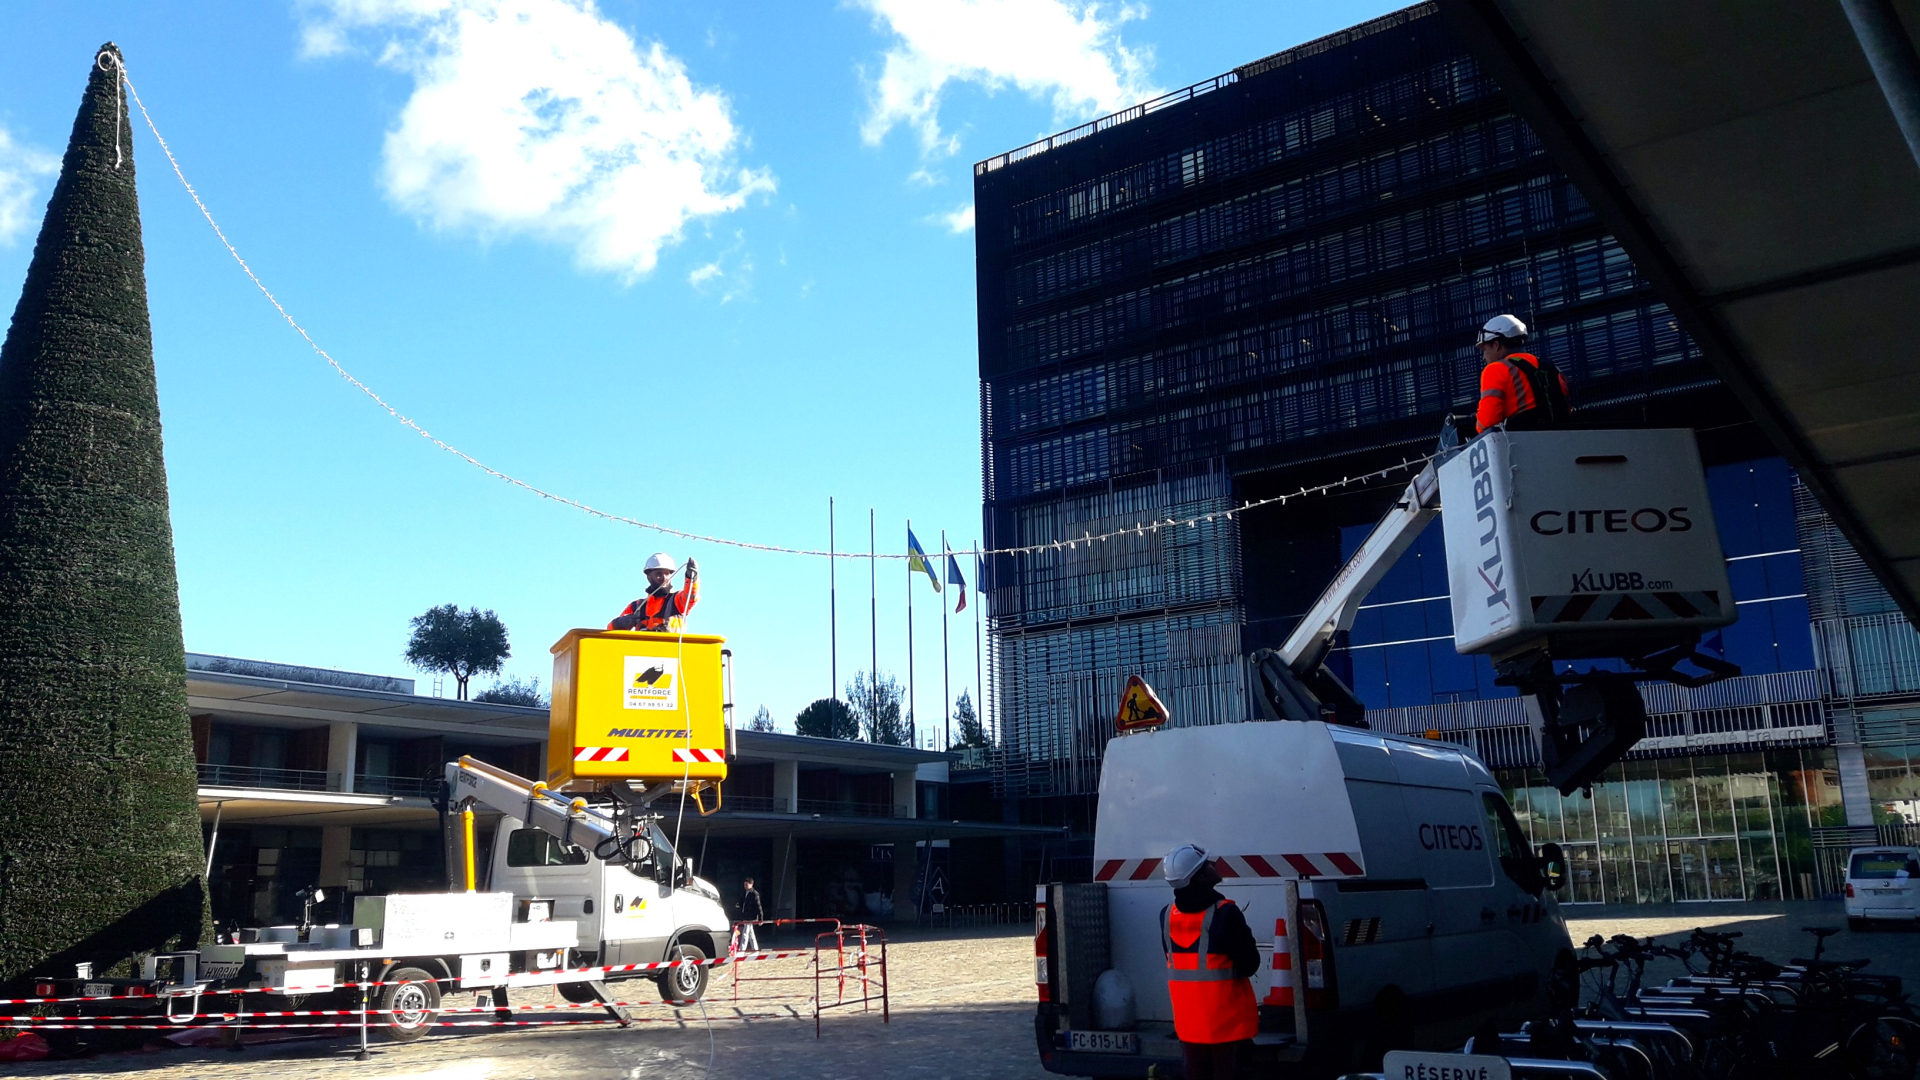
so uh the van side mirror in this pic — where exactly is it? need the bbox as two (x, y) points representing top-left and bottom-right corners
(1538, 842), (1568, 892)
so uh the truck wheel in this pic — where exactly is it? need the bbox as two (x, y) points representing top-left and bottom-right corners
(657, 943), (708, 1004)
(557, 980), (600, 1004)
(379, 967), (442, 1041)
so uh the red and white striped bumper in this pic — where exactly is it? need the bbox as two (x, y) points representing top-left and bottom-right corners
(1092, 851), (1364, 882)
(574, 746), (629, 762)
(671, 748), (726, 763)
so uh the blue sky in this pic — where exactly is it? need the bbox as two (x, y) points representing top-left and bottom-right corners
(0, 0), (1397, 739)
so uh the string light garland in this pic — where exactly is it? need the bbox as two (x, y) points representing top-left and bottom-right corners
(110, 53), (1437, 561)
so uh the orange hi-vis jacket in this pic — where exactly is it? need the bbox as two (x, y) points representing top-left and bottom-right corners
(1476, 351), (1570, 433)
(1163, 899), (1259, 1044)
(608, 580), (699, 633)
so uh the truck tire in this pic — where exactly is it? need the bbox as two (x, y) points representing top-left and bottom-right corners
(657, 942), (708, 1004)
(379, 967), (442, 1042)
(558, 980), (601, 1004)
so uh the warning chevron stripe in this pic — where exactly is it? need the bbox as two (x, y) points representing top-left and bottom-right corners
(1530, 590), (1721, 623)
(1093, 852), (1364, 882)
(671, 748), (725, 763)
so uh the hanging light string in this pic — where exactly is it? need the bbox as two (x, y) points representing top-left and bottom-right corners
(109, 53), (1435, 561)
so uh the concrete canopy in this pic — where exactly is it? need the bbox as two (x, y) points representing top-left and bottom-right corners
(1443, 0), (1920, 619)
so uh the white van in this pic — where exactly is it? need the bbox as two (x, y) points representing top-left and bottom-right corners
(1035, 721), (1574, 1077)
(490, 814), (733, 1003)
(1844, 846), (1920, 930)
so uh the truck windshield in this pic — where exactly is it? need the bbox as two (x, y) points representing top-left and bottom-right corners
(1851, 853), (1920, 879)
(621, 824), (680, 883)
(1480, 792), (1540, 891)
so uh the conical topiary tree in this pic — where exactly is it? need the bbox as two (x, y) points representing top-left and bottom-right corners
(0, 44), (207, 987)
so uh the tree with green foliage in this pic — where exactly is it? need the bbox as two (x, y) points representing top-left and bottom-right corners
(0, 45), (208, 987)
(951, 691), (991, 749)
(474, 675), (546, 708)
(795, 697), (858, 740)
(848, 671), (909, 746)
(404, 604), (510, 700)
(746, 705), (776, 733)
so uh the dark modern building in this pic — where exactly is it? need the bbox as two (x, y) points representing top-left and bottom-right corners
(971, 3), (1920, 903)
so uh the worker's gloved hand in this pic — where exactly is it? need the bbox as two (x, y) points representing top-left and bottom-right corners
(684, 557), (698, 583)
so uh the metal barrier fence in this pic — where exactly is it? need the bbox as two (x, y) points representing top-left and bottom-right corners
(937, 902), (1036, 929)
(813, 925), (887, 1039)
(6, 939), (887, 1058)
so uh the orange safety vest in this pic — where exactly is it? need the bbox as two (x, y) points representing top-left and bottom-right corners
(1162, 899), (1259, 1044)
(608, 581), (699, 632)
(1477, 352), (1570, 433)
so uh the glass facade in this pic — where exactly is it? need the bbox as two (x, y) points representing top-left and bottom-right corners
(1499, 751), (1845, 904)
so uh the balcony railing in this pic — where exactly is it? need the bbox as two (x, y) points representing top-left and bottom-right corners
(354, 773), (437, 798)
(197, 763), (329, 792)
(707, 794), (911, 818)
(196, 763), (439, 798)
(1365, 669), (1832, 769)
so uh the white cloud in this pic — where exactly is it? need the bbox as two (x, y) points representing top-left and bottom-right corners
(0, 127), (59, 247)
(299, 0), (774, 280)
(855, 0), (1159, 157)
(934, 203), (974, 234)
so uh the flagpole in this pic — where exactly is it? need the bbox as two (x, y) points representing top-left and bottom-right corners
(869, 509), (877, 699)
(906, 519), (915, 749)
(829, 496), (837, 703)
(942, 530), (951, 752)
(975, 538), (985, 748)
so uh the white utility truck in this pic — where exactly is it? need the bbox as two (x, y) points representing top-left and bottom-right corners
(1035, 427), (1738, 1078)
(34, 628), (738, 1043)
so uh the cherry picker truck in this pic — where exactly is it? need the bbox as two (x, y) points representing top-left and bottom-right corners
(1034, 423), (1740, 1077)
(29, 628), (738, 1045)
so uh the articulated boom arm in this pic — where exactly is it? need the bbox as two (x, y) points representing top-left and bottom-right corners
(1279, 462), (1441, 672)
(446, 756), (628, 859)
(1251, 459), (1445, 727)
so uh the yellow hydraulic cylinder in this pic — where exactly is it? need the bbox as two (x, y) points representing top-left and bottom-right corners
(462, 806), (476, 893)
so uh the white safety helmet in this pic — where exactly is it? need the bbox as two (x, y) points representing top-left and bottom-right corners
(643, 552), (678, 574)
(1162, 843), (1212, 888)
(1476, 313), (1528, 346)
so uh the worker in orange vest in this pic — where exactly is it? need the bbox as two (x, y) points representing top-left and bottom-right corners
(609, 552), (699, 632)
(1474, 314), (1570, 433)
(1161, 843), (1260, 1079)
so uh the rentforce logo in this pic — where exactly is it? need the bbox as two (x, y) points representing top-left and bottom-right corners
(1469, 441), (1509, 611)
(623, 656), (681, 711)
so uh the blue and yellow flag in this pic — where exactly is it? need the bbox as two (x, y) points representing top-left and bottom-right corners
(907, 528), (941, 592)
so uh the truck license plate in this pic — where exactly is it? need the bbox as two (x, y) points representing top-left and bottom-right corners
(1068, 1030), (1139, 1054)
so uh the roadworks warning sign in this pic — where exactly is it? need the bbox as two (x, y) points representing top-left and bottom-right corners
(1116, 674), (1168, 733)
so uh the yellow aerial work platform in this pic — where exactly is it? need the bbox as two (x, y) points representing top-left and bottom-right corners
(546, 628), (730, 791)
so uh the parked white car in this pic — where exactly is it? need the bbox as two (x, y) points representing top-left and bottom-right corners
(1845, 846), (1920, 929)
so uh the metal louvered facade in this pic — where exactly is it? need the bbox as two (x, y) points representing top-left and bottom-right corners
(974, 4), (1719, 800)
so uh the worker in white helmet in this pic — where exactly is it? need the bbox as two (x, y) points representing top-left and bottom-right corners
(608, 552), (699, 632)
(1159, 843), (1260, 1079)
(1475, 313), (1570, 433)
